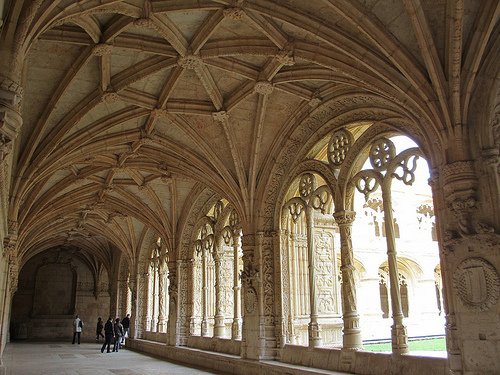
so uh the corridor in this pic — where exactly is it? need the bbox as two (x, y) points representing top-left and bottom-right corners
(2, 342), (223, 375)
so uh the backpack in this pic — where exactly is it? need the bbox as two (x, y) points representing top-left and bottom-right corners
(79, 320), (83, 328)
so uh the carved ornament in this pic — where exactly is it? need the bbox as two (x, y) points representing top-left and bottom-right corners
(212, 110), (229, 123)
(253, 81), (274, 96)
(333, 210), (356, 225)
(101, 91), (120, 103)
(223, 7), (245, 20)
(276, 49), (295, 66)
(92, 43), (113, 56)
(453, 257), (499, 311)
(0, 75), (23, 105)
(177, 54), (203, 70)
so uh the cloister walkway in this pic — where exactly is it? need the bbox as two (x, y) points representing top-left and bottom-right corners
(1, 342), (224, 375)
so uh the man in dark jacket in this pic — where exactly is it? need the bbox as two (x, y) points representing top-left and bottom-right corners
(121, 314), (130, 344)
(100, 317), (114, 353)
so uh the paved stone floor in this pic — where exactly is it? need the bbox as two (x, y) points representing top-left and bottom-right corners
(2, 342), (224, 375)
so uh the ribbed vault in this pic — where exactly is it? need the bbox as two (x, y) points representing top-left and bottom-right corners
(0, 0), (497, 269)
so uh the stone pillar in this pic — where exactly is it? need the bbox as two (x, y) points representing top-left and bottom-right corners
(128, 278), (138, 338)
(136, 268), (150, 338)
(156, 257), (167, 333)
(381, 184), (408, 354)
(118, 276), (130, 318)
(305, 207), (322, 348)
(201, 245), (209, 336)
(438, 161), (500, 375)
(177, 258), (191, 346)
(213, 245), (225, 338)
(240, 233), (260, 359)
(257, 232), (277, 359)
(333, 210), (362, 350)
(231, 233), (242, 340)
(167, 261), (178, 345)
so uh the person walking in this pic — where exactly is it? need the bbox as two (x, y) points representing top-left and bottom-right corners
(101, 317), (114, 353)
(72, 315), (83, 344)
(96, 317), (104, 341)
(121, 314), (130, 344)
(112, 318), (124, 352)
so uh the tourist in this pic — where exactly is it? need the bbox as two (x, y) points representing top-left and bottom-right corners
(72, 315), (83, 344)
(96, 317), (104, 341)
(101, 317), (114, 353)
(113, 318), (124, 352)
(121, 314), (130, 344)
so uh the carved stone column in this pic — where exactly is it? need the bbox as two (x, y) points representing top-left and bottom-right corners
(201, 245), (209, 336)
(128, 278), (137, 338)
(167, 261), (178, 345)
(231, 232), (242, 340)
(333, 210), (362, 350)
(305, 207), (322, 348)
(177, 258), (191, 346)
(438, 161), (500, 375)
(381, 183), (408, 355)
(149, 261), (157, 332)
(137, 268), (150, 338)
(240, 233), (260, 359)
(0, 76), (23, 241)
(156, 257), (167, 333)
(118, 276), (130, 318)
(213, 245), (225, 338)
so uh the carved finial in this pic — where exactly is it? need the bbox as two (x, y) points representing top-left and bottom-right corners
(177, 54), (203, 70)
(253, 81), (274, 95)
(212, 110), (229, 122)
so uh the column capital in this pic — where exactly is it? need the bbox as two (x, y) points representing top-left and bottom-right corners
(0, 75), (23, 106)
(333, 210), (356, 225)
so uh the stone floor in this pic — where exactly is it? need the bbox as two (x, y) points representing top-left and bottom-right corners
(1, 342), (225, 375)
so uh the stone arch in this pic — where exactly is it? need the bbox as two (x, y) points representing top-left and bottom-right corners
(259, 95), (441, 233)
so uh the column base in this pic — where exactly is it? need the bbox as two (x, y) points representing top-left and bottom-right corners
(391, 322), (408, 354)
(308, 321), (322, 348)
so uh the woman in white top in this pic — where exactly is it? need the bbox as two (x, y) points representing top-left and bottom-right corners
(72, 315), (83, 344)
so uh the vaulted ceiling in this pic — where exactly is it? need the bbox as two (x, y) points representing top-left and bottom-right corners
(1, 0), (497, 272)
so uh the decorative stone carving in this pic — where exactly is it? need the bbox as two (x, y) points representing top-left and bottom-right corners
(453, 257), (499, 311)
(152, 108), (168, 120)
(253, 81), (274, 96)
(92, 43), (113, 56)
(223, 7), (245, 20)
(177, 54), (203, 70)
(0, 75), (23, 105)
(101, 91), (120, 103)
(212, 110), (229, 123)
(369, 137), (396, 171)
(328, 129), (353, 167)
(133, 18), (152, 28)
(308, 97), (322, 108)
(0, 135), (12, 162)
(276, 49), (295, 66)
